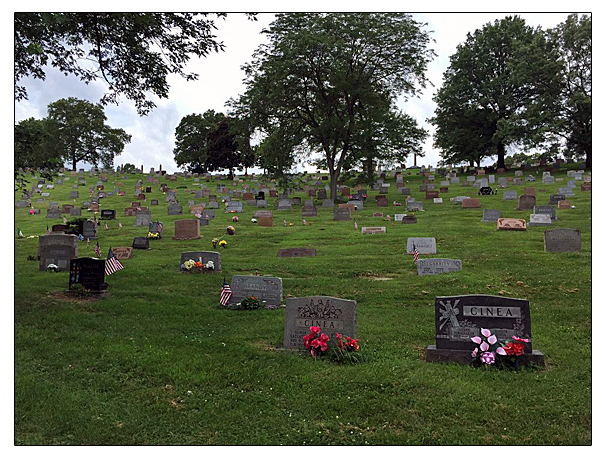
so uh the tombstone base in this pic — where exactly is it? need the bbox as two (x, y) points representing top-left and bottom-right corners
(425, 345), (544, 367)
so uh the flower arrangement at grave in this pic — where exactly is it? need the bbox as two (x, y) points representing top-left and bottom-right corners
(302, 326), (363, 363)
(147, 231), (161, 239)
(470, 328), (530, 370)
(232, 216), (239, 222)
(251, 218), (257, 223)
(226, 225), (235, 235)
(218, 239), (227, 248)
(46, 263), (58, 272)
(225, 295), (267, 310)
(181, 258), (215, 273)
(212, 238), (219, 249)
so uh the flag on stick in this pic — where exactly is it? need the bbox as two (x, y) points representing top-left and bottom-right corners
(354, 220), (358, 230)
(220, 277), (232, 306)
(413, 243), (419, 264)
(86, 237), (90, 248)
(46, 225), (51, 235)
(104, 222), (109, 230)
(105, 248), (124, 276)
(17, 227), (24, 238)
(94, 240), (101, 257)
(118, 220), (123, 228)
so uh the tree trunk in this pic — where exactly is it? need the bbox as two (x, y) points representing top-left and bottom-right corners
(585, 150), (591, 169)
(496, 142), (506, 169)
(364, 157), (374, 184)
(72, 156), (77, 171)
(329, 169), (339, 201)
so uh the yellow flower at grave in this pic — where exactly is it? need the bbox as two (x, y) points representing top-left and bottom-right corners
(219, 240), (227, 248)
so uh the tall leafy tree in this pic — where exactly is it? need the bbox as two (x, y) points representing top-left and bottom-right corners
(538, 14), (591, 167)
(14, 117), (63, 183)
(47, 97), (131, 171)
(430, 16), (561, 169)
(173, 110), (225, 173)
(237, 13), (434, 198)
(15, 13), (256, 115)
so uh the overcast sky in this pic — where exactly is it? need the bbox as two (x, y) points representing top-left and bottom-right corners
(14, 10), (579, 173)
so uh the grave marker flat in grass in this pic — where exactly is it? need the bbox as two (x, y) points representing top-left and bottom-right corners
(417, 258), (462, 276)
(277, 248), (316, 257)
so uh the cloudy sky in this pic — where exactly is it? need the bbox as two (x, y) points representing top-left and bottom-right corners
(14, 9), (579, 174)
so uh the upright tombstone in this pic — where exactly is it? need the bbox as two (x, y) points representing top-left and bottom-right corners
(425, 295), (544, 366)
(481, 209), (501, 222)
(225, 201), (244, 213)
(173, 219), (201, 240)
(111, 247), (133, 260)
(283, 296), (356, 349)
(333, 207), (351, 221)
(47, 208), (61, 219)
(132, 237), (150, 249)
(82, 220), (98, 239)
(38, 234), (78, 271)
(406, 237), (436, 254)
(528, 214), (553, 226)
(100, 209), (116, 220)
(277, 199), (293, 210)
(503, 191), (517, 200)
(549, 194), (566, 205)
(544, 228), (581, 252)
(517, 195), (536, 211)
(533, 205), (557, 220)
(461, 198), (480, 209)
(69, 258), (107, 294)
(180, 251), (221, 271)
(70, 207), (82, 217)
(135, 212), (152, 227)
(228, 275), (283, 307)
(302, 205), (318, 217)
(168, 203), (183, 215)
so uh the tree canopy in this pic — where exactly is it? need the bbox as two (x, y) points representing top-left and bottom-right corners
(47, 97), (131, 171)
(14, 117), (63, 182)
(429, 15), (569, 169)
(15, 13), (256, 115)
(236, 13), (434, 198)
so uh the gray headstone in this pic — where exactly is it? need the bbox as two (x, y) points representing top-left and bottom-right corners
(481, 209), (501, 222)
(417, 259), (462, 276)
(406, 237), (436, 254)
(38, 233), (78, 271)
(168, 204), (183, 215)
(544, 228), (581, 252)
(180, 251), (221, 271)
(134, 212), (151, 227)
(46, 208), (61, 219)
(284, 296), (356, 349)
(426, 295), (543, 366)
(70, 207), (82, 216)
(321, 199), (334, 208)
(533, 205), (557, 220)
(528, 214), (553, 226)
(503, 191), (517, 200)
(228, 275), (282, 307)
(225, 201), (244, 213)
(333, 207), (351, 221)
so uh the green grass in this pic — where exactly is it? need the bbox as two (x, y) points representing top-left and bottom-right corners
(14, 167), (591, 445)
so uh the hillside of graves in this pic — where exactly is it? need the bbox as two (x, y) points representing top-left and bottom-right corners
(14, 164), (591, 445)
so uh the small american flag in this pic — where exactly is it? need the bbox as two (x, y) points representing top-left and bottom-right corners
(220, 277), (232, 306)
(104, 222), (109, 230)
(118, 221), (122, 228)
(413, 243), (419, 264)
(94, 240), (101, 257)
(86, 237), (90, 247)
(354, 220), (358, 230)
(63, 216), (68, 224)
(302, 218), (307, 226)
(46, 225), (50, 235)
(105, 248), (124, 276)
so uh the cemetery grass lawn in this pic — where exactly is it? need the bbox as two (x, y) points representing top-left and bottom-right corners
(14, 169), (591, 445)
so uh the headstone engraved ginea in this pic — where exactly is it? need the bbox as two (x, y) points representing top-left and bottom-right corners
(173, 219), (201, 240)
(284, 296), (356, 349)
(277, 248), (316, 257)
(69, 258), (107, 294)
(425, 295), (544, 366)
(544, 228), (581, 252)
(132, 237), (150, 250)
(406, 238), (436, 254)
(38, 234), (78, 271)
(180, 251), (221, 271)
(228, 275), (283, 307)
(481, 209), (501, 222)
(417, 258), (462, 276)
